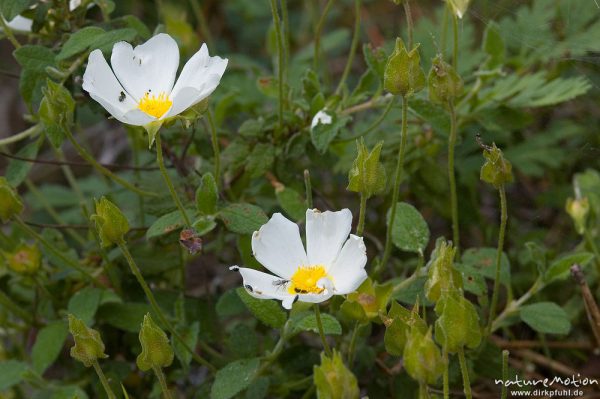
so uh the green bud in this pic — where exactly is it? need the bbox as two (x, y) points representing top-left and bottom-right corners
(384, 38), (426, 97)
(313, 350), (360, 399)
(136, 314), (174, 371)
(196, 172), (218, 215)
(68, 314), (108, 367)
(403, 326), (444, 385)
(434, 292), (482, 353)
(566, 197), (590, 235)
(428, 55), (463, 106)
(480, 143), (513, 189)
(424, 238), (462, 303)
(383, 301), (427, 356)
(91, 196), (130, 247)
(347, 139), (387, 199)
(342, 278), (392, 323)
(39, 79), (75, 148)
(447, 0), (471, 18)
(3, 243), (41, 275)
(0, 177), (24, 222)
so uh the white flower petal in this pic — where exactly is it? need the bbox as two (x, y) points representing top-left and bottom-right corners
(251, 213), (308, 279)
(121, 109), (157, 126)
(306, 208), (352, 269)
(328, 235), (368, 294)
(166, 44), (228, 116)
(229, 266), (292, 301)
(110, 33), (179, 101)
(311, 109), (332, 130)
(5, 16), (32, 32)
(69, 0), (82, 10)
(82, 50), (139, 124)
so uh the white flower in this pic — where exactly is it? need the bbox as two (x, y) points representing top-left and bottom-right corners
(230, 208), (368, 309)
(311, 109), (332, 130)
(82, 33), (228, 130)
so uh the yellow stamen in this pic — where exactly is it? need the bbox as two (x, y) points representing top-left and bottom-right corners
(288, 265), (329, 295)
(138, 92), (172, 118)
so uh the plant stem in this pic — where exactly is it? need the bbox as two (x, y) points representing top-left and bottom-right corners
(336, 96), (396, 143)
(452, 12), (459, 71)
(418, 382), (429, 399)
(404, 0), (414, 49)
(206, 110), (221, 188)
(583, 228), (600, 274)
(356, 193), (367, 236)
(314, 304), (332, 356)
(492, 277), (542, 332)
(14, 216), (100, 284)
(188, 0), (213, 48)
(313, 0), (335, 71)
(440, 3), (449, 56)
(64, 130), (156, 197)
(0, 290), (33, 323)
(117, 241), (216, 372)
(486, 185), (507, 335)
(457, 347), (472, 399)
(0, 124), (41, 146)
(304, 169), (313, 209)
(92, 360), (117, 399)
(153, 366), (173, 399)
(501, 350), (509, 399)
(448, 101), (460, 253)
(269, 0), (285, 134)
(347, 321), (360, 366)
(378, 96), (409, 277)
(442, 349), (449, 399)
(154, 134), (191, 227)
(0, 16), (21, 48)
(281, 0), (290, 89)
(335, 0), (361, 96)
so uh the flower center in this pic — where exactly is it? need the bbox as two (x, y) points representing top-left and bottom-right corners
(138, 92), (172, 118)
(288, 265), (329, 295)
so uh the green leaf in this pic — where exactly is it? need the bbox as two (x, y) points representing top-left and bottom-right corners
(275, 185), (305, 221)
(31, 320), (69, 374)
(389, 202), (430, 253)
(0, 0), (31, 20)
(519, 302), (571, 335)
(236, 288), (287, 328)
(67, 287), (103, 325)
(196, 173), (218, 215)
(482, 21), (505, 68)
(89, 28), (138, 53)
(311, 114), (350, 154)
(13, 45), (56, 71)
(210, 358), (260, 399)
(459, 247), (511, 286)
(544, 252), (594, 283)
(291, 312), (342, 335)
(0, 360), (28, 391)
(39, 79), (75, 148)
(219, 204), (268, 235)
(173, 322), (199, 370)
(216, 289), (246, 319)
(246, 143), (275, 178)
(57, 27), (106, 60)
(146, 209), (194, 240)
(6, 140), (39, 187)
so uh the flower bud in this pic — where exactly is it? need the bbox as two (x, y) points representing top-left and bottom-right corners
(313, 350), (359, 399)
(136, 314), (174, 371)
(424, 238), (462, 303)
(566, 197), (590, 235)
(434, 292), (482, 353)
(342, 278), (392, 323)
(384, 301), (427, 356)
(480, 143), (513, 189)
(68, 314), (108, 367)
(403, 326), (444, 385)
(0, 177), (24, 222)
(347, 139), (387, 199)
(447, 0), (471, 18)
(428, 55), (463, 106)
(3, 243), (41, 275)
(91, 196), (130, 247)
(384, 38), (426, 97)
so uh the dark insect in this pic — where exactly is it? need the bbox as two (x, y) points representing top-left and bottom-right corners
(244, 284), (253, 293)
(118, 91), (126, 102)
(272, 279), (290, 289)
(179, 229), (202, 254)
(294, 288), (309, 294)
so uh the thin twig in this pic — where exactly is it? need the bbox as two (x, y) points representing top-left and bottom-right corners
(571, 264), (600, 348)
(0, 151), (161, 171)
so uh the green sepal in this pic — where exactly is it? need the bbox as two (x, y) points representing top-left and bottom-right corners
(347, 139), (387, 199)
(480, 143), (513, 188)
(2, 243), (41, 275)
(136, 313), (174, 371)
(428, 55), (463, 106)
(68, 314), (108, 367)
(313, 350), (360, 399)
(433, 292), (482, 353)
(424, 238), (462, 303)
(384, 38), (426, 97)
(565, 197), (590, 235)
(403, 326), (444, 385)
(91, 196), (130, 247)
